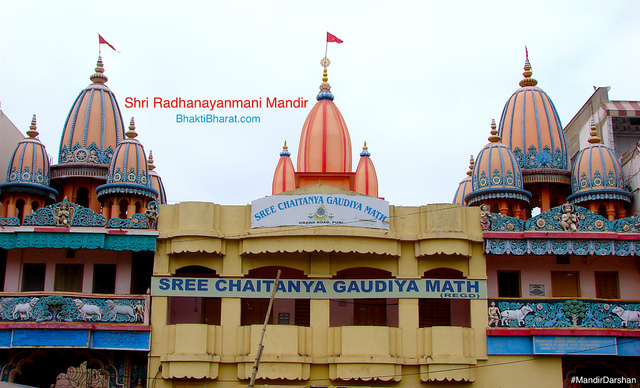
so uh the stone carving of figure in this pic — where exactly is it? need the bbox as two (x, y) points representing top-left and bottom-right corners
(488, 301), (500, 327)
(54, 200), (74, 227)
(145, 202), (158, 229)
(559, 203), (578, 232)
(480, 204), (491, 231)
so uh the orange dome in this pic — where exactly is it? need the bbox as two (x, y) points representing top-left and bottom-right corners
(148, 151), (167, 204)
(96, 118), (157, 201)
(466, 121), (531, 206)
(296, 63), (352, 173)
(57, 57), (125, 169)
(0, 115), (57, 199)
(354, 142), (378, 197)
(272, 141), (296, 194)
(568, 123), (631, 204)
(498, 55), (570, 184)
(452, 155), (474, 205)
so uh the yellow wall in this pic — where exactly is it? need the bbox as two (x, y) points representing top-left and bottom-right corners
(148, 192), (554, 387)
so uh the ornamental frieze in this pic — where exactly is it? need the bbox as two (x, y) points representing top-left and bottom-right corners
(483, 203), (640, 233)
(0, 294), (146, 323)
(488, 299), (640, 329)
(23, 198), (107, 227)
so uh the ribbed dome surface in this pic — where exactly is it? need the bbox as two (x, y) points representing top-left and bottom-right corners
(297, 99), (352, 173)
(297, 61), (352, 173)
(466, 122), (531, 205)
(0, 116), (57, 198)
(498, 57), (570, 183)
(148, 151), (167, 204)
(453, 156), (474, 205)
(354, 142), (378, 197)
(96, 119), (157, 200)
(58, 57), (124, 166)
(568, 126), (631, 204)
(272, 142), (296, 194)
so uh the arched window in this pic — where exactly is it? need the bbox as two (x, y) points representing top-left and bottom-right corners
(330, 267), (398, 327)
(76, 187), (89, 208)
(419, 268), (470, 328)
(167, 266), (220, 325)
(241, 266), (309, 327)
(15, 199), (25, 223)
(31, 201), (39, 212)
(135, 201), (142, 214)
(118, 199), (129, 219)
(598, 204), (608, 219)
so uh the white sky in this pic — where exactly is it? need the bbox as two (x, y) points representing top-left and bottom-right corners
(1, 0), (639, 206)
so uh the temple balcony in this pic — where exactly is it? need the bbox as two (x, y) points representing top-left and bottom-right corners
(328, 326), (402, 382)
(417, 326), (477, 382)
(236, 324), (311, 380)
(160, 324), (221, 379)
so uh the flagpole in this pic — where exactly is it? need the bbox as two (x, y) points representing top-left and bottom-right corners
(325, 41), (328, 59)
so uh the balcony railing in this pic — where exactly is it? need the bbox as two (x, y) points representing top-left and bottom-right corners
(488, 298), (640, 329)
(0, 292), (149, 325)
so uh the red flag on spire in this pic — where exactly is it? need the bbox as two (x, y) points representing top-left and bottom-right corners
(327, 32), (343, 44)
(99, 34), (119, 52)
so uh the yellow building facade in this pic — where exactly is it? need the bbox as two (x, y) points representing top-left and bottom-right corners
(148, 191), (561, 387)
(145, 55), (568, 388)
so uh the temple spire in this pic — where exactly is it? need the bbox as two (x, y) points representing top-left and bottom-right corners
(26, 114), (38, 138)
(280, 141), (291, 157)
(519, 46), (538, 87)
(360, 141), (370, 157)
(317, 57), (334, 101)
(90, 56), (108, 84)
(148, 150), (156, 170)
(587, 120), (602, 144)
(488, 119), (501, 143)
(126, 117), (138, 139)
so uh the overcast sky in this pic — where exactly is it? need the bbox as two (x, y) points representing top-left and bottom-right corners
(1, 0), (639, 206)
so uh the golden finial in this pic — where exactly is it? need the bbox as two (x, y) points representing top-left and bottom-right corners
(26, 114), (38, 138)
(90, 56), (108, 84)
(466, 155), (474, 176)
(587, 120), (602, 144)
(519, 47), (538, 87)
(488, 119), (501, 143)
(280, 141), (290, 157)
(360, 141), (370, 157)
(126, 117), (138, 139)
(148, 150), (156, 170)
(318, 57), (332, 95)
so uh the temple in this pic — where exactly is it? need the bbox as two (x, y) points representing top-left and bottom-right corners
(0, 46), (638, 388)
(456, 52), (640, 383)
(0, 57), (165, 387)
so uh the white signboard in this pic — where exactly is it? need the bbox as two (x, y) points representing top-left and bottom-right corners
(151, 277), (487, 299)
(251, 194), (390, 230)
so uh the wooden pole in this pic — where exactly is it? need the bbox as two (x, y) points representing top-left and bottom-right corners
(248, 269), (281, 388)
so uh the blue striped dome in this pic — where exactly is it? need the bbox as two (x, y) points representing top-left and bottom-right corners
(0, 116), (57, 199)
(57, 57), (125, 167)
(96, 118), (157, 200)
(466, 121), (531, 206)
(147, 151), (167, 204)
(568, 126), (631, 204)
(452, 155), (474, 205)
(498, 56), (570, 184)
